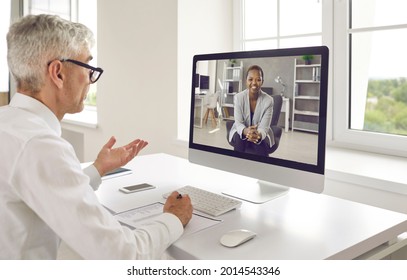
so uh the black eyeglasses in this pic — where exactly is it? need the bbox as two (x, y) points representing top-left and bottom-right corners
(50, 59), (104, 84)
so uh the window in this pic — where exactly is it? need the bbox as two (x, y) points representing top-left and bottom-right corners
(25, 0), (73, 19)
(24, 0), (98, 126)
(0, 1), (11, 107)
(237, 0), (407, 157)
(334, 0), (407, 156)
(350, 0), (407, 135)
(239, 0), (322, 50)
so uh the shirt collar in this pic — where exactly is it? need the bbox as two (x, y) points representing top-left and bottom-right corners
(9, 93), (62, 136)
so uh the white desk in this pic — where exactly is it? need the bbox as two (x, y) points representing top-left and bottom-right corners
(97, 153), (407, 260)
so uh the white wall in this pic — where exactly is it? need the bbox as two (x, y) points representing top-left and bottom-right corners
(63, 0), (181, 161)
(324, 147), (407, 215)
(62, 0), (234, 161)
(177, 0), (233, 143)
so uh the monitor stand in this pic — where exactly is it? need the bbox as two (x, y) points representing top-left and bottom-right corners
(222, 180), (289, 204)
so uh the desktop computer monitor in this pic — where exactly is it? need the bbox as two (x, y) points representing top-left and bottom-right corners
(188, 46), (329, 203)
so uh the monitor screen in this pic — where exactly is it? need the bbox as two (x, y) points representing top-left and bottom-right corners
(188, 46), (329, 203)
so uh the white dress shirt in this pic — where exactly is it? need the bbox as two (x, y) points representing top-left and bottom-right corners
(0, 93), (183, 259)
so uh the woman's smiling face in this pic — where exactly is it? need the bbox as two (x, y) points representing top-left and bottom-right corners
(246, 69), (263, 95)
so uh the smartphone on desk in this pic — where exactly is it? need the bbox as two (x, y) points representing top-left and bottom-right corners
(119, 183), (155, 194)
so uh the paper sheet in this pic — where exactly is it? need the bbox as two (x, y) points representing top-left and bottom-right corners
(115, 202), (222, 236)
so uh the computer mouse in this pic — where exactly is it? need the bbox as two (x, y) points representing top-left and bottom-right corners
(220, 229), (256, 248)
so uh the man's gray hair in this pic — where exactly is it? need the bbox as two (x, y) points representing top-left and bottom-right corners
(7, 14), (95, 93)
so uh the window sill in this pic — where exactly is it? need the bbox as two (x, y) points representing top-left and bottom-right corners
(176, 138), (407, 195)
(325, 146), (407, 195)
(62, 106), (97, 128)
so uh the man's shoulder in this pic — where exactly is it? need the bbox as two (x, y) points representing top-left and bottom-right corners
(0, 107), (58, 144)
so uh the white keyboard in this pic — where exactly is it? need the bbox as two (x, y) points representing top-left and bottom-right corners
(163, 185), (242, 217)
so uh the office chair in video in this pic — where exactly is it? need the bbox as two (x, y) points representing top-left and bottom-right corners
(203, 92), (219, 128)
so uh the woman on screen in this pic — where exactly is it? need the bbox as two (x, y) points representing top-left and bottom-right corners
(228, 65), (274, 156)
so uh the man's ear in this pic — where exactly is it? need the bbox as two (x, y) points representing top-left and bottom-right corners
(48, 61), (64, 89)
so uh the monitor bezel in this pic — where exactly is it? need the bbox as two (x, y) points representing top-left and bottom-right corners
(189, 46), (329, 175)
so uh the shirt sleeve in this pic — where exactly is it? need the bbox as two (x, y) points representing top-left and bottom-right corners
(83, 164), (102, 191)
(124, 213), (184, 259)
(13, 134), (183, 259)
